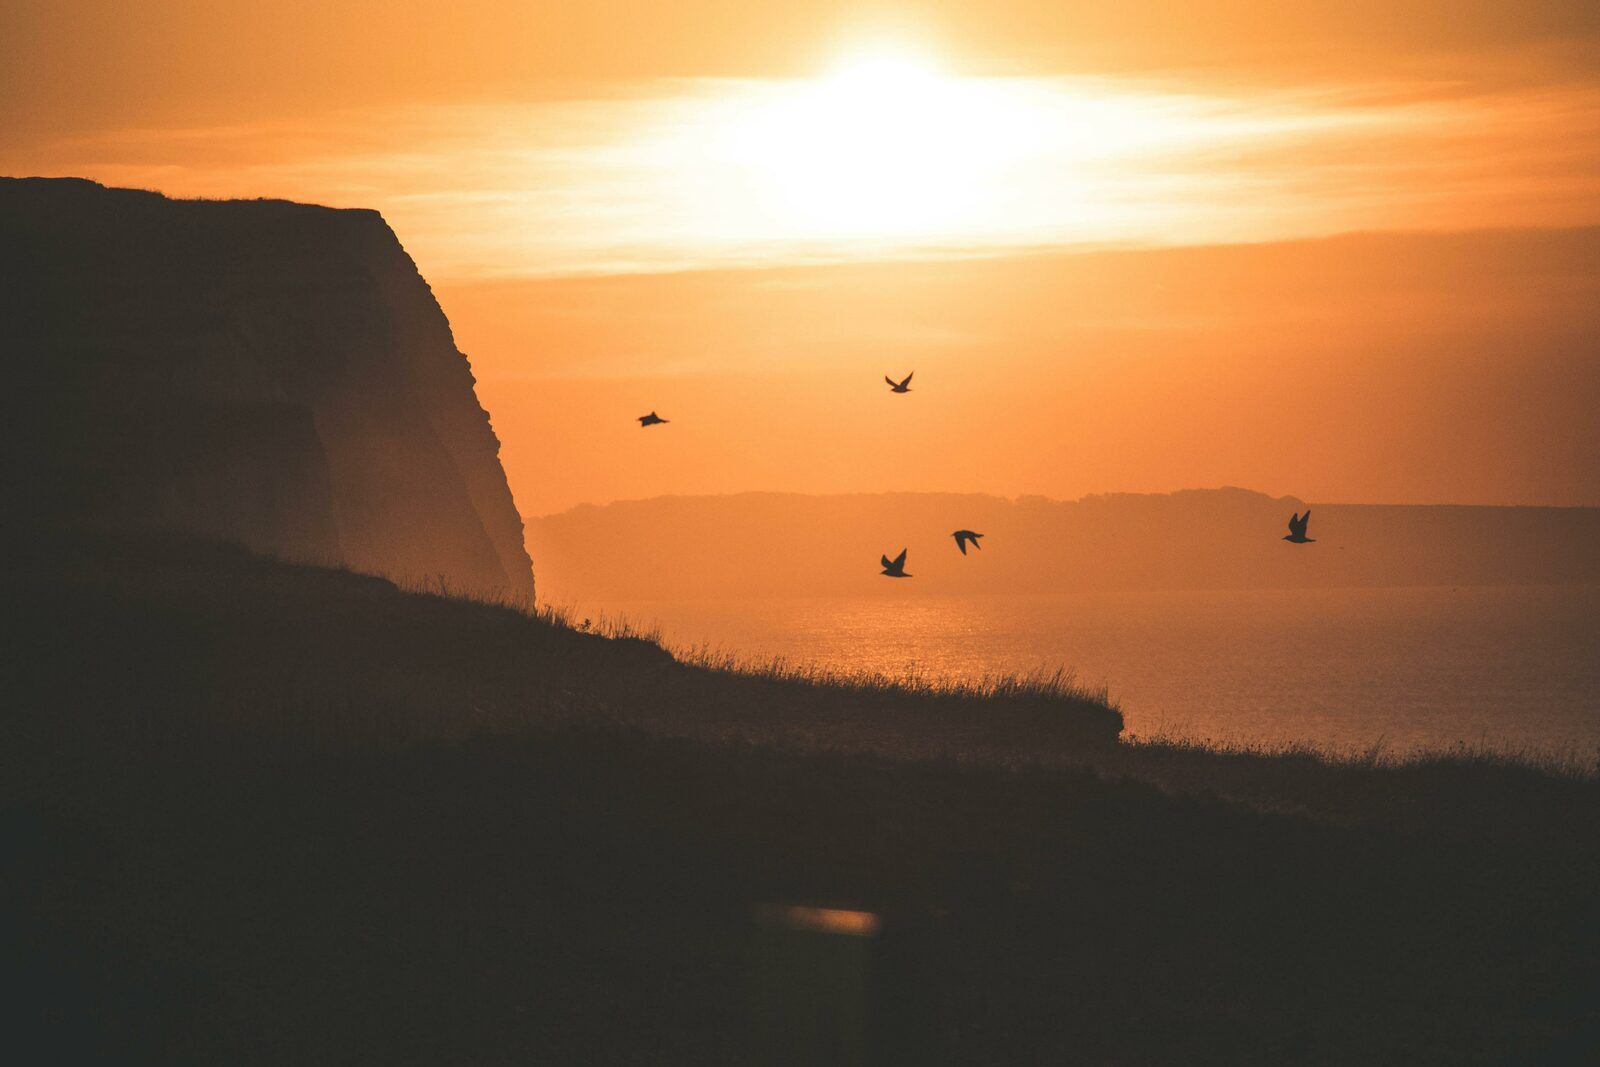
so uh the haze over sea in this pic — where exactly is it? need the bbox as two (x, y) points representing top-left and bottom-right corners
(587, 585), (1600, 756)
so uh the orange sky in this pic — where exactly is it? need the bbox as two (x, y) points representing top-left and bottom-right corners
(5, 1), (1599, 512)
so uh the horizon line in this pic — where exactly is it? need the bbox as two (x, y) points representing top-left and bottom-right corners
(526, 486), (1600, 520)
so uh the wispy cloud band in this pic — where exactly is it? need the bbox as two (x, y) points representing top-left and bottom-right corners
(11, 75), (1599, 278)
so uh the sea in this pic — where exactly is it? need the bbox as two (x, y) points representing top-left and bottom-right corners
(581, 584), (1600, 756)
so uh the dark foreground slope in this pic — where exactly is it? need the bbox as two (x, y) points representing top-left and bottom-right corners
(3, 544), (1596, 1065)
(0, 177), (532, 601)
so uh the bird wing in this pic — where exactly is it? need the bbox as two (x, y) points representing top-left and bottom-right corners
(900, 372), (914, 388)
(954, 532), (968, 554)
(1287, 512), (1301, 534)
(892, 548), (908, 568)
(884, 376), (897, 388)
(881, 554), (893, 569)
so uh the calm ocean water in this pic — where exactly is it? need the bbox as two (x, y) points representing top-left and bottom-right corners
(582, 585), (1600, 755)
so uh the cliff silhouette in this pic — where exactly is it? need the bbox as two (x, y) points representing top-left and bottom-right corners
(527, 488), (1600, 601)
(0, 177), (532, 601)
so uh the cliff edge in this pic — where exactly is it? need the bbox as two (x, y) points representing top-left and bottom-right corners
(0, 177), (533, 602)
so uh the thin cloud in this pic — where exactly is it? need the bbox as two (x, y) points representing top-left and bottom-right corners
(11, 75), (1599, 279)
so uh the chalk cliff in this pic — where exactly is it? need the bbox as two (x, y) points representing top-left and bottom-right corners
(0, 177), (533, 602)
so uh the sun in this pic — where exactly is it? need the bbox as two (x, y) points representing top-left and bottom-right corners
(820, 47), (945, 97)
(623, 43), (1357, 265)
(716, 46), (1041, 240)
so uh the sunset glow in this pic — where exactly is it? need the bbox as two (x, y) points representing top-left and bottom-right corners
(5, 4), (1599, 1056)
(13, 63), (1598, 278)
(711, 47), (1047, 239)
(3, 1), (1598, 517)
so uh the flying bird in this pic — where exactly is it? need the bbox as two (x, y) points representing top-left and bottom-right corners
(885, 372), (914, 393)
(880, 548), (911, 578)
(952, 530), (983, 555)
(1284, 510), (1315, 544)
(637, 411), (669, 427)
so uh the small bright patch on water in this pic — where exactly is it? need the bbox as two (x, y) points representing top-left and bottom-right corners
(758, 905), (882, 938)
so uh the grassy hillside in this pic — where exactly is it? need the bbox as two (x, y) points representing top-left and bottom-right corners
(4, 539), (1596, 1064)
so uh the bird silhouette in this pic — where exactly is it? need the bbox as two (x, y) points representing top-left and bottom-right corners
(885, 372), (914, 393)
(880, 548), (911, 578)
(1284, 510), (1315, 543)
(952, 530), (983, 555)
(637, 411), (669, 427)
